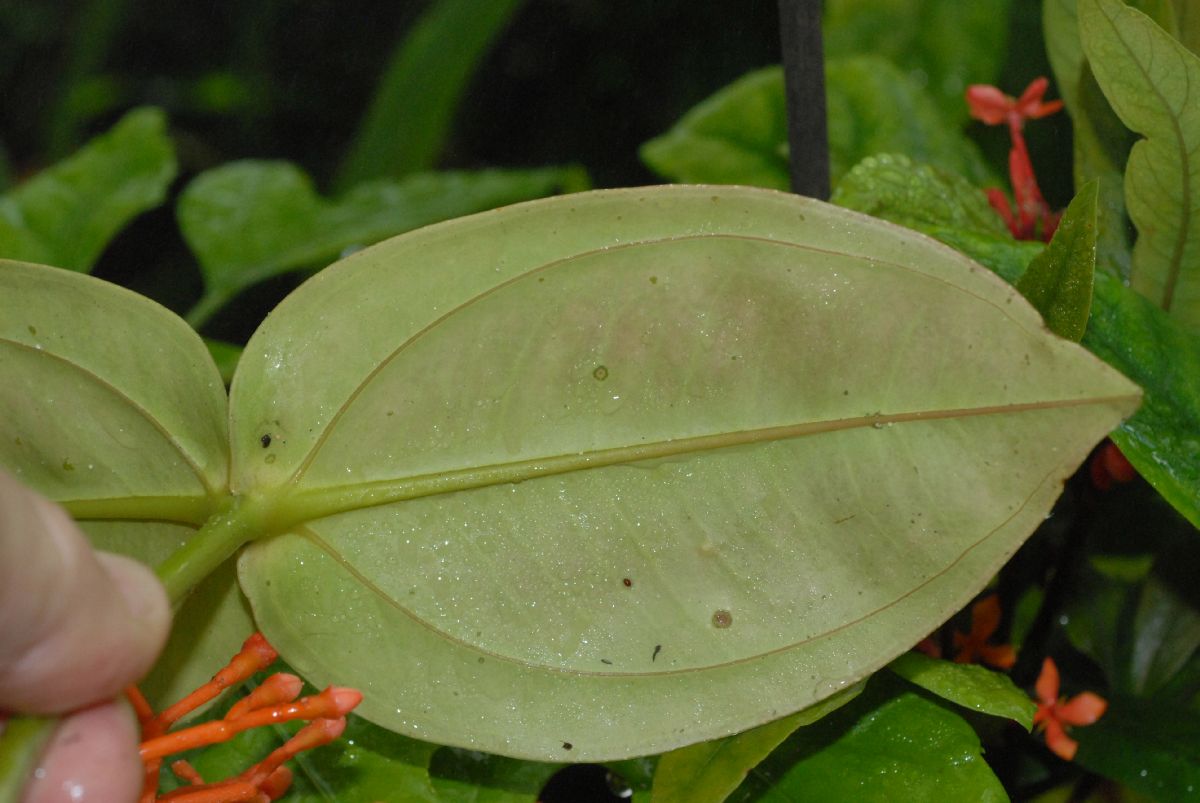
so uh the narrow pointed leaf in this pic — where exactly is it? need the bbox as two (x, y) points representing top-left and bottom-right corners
(0, 108), (176, 272)
(1080, 0), (1200, 330)
(649, 684), (862, 803)
(334, 0), (527, 190)
(1017, 180), (1099, 342)
(180, 161), (586, 327)
(888, 652), (1035, 729)
(226, 186), (1138, 761)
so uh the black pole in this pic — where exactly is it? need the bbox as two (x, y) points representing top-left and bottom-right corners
(777, 0), (830, 200)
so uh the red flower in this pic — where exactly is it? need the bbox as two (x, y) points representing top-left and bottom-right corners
(966, 78), (1064, 242)
(1032, 657), (1107, 761)
(1089, 441), (1137, 491)
(953, 594), (1017, 669)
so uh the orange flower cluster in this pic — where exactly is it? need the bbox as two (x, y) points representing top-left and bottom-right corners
(126, 633), (362, 803)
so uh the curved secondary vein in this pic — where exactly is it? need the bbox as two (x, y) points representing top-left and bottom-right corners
(1, 338), (218, 497)
(292, 460), (1057, 679)
(284, 231), (1036, 490)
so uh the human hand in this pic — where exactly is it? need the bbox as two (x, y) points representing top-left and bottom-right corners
(0, 469), (170, 802)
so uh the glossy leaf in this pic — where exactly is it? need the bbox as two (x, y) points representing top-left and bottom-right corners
(180, 161), (587, 327)
(0, 108), (175, 272)
(1074, 695), (1200, 800)
(640, 59), (990, 191)
(1016, 180), (1099, 342)
(649, 684), (862, 803)
(1080, 0), (1200, 331)
(831, 153), (1008, 238)
(833, 163), (1200, 527)
(227, 186), (1137, 760)
(888, 652), (1035, 729)
(824, 0), (1012, 124)
(334, 0), (527, 190)
(727, 675), (1007, 802)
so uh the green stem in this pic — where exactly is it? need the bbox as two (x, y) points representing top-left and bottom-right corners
(156, 493), (271, 606)
(0, 717), (55, 803)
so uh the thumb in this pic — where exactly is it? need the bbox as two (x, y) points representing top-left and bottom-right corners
(0, 470), (171, 714)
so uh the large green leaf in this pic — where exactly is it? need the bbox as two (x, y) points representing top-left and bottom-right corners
(823, 0), (1012, 124)
(640, 59), (990, 191)
(1080, 0), (1200, 331)
(334, 0), (527, 190)
(727, 675), (1008, 802)
(0, 108), (176, 272)
(180, 161), (587, 327)
(225, 186), (1137, 760)
(649, 685), (862, 803)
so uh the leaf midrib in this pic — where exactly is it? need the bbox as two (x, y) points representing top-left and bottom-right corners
(280, 394), (1138, 528)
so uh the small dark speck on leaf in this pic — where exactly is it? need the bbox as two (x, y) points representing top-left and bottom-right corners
(652, 645), (662, 661)
(712, 610), (733, 628)
(260, 434), (271, 448)
(649, 276), (658, 284)
(27, 325), (36, 336)
(562, 742), (573, 750)
(601, 658), (613, 665)
(623, 578), (632, 587)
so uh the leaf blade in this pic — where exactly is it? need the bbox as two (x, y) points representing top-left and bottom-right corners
(230, 186), (1138, 761)
(1080, 0), (1200, 330)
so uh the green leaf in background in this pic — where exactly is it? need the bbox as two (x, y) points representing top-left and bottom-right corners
(1074, 695), (1200, 800)
(832, 156), (1200, 527)
(888, 652), (1036, 729)
(0, 108), (176, 271)
(640, 67), (790, 190)
(334, 0), (527, 191)
(641, 59), (990, 191)
(648, 684), (863, 803)
(231, 186), (1136, 761)
(727, 674), (1008, 802)
(1080, 0), (1200, 332)
(1016, 180), (1098, 342)
(831, 153), (1007, 238)
(823, 0), (1012, 124)
(1044, 0), (1132, 282)
(179, 161), (587, 327)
